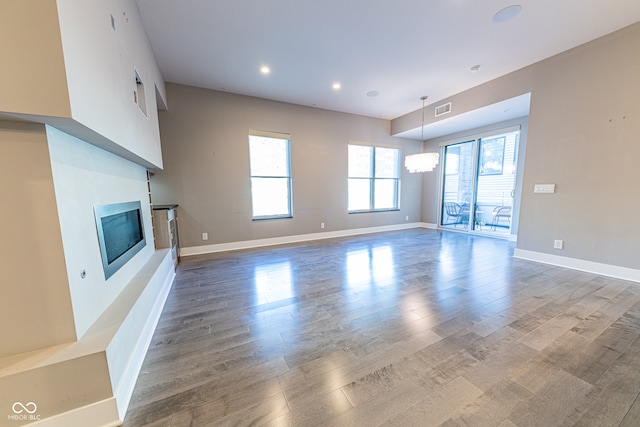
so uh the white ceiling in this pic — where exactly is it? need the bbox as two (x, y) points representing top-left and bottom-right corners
(136, 0), (640, 135)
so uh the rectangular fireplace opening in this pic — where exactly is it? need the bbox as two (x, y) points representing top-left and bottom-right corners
(94, 201), (147, 280)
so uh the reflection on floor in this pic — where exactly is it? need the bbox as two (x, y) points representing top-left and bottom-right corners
(123, 229), (640, 426)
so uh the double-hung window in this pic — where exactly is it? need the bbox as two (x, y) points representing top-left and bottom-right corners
(348, 144), (400, 212)
(249, 131), (292, 219)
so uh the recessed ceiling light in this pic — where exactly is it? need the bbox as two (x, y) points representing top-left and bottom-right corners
(367, 90), (380, 97)
(260, 66), (270, 74)
(332, 82), (341, 90)
(492, 5), (521, 23)
(468, 64), (481, 73)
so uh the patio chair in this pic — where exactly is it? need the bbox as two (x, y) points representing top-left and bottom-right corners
(491, 206), (512, 230)
(444, 202), (469, 227)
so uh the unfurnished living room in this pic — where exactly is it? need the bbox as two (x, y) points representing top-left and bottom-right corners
(1, 1), (640, 426)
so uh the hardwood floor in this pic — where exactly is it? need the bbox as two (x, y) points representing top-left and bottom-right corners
(123, 229), (640, 426)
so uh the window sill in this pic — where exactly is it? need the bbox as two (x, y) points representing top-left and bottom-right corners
(252, 215), (293, 221)
(348, 209), (400, 214)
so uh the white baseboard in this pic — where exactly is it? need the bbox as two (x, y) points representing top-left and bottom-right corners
(181, 223), (424, 256)
(513, 248), (640, 283)
(27, 398), (120, 427)
(419, 222), (437, 229)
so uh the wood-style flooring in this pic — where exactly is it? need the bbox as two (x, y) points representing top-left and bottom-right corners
(123, 229), (640, 426)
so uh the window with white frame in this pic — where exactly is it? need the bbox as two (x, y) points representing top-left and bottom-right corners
(249, 131), (292, 219)
(348, 144), (400, 212)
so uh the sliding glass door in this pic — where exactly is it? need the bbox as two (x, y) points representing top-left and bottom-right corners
(439, 129), (519, 236)
(441, 141), (476, 230)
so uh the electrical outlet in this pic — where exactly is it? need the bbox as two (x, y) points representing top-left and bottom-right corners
(554, 239), (564, 249)
(405, 216), (409, 221)
(320, 223), (325, 229)
(202, 232), (208, 241)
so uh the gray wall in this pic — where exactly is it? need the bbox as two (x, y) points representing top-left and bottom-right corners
(518, 23), (640, 269)
(0, 121), (77, 357)
(151, 84), (423, 249)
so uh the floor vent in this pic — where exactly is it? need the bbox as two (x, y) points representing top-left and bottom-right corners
(435, 102), (452, 117)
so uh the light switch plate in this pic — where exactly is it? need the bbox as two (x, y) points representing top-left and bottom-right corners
(534, 184), (556, 193)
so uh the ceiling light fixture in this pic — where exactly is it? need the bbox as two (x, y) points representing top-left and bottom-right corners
(260, 66), (270, 74)
(367, 90), (380, 97)
(332, 82), (341, 90)
(404, 96), (439, 173)
(492, 5), (522, 23)
(468, 64), (481, 73)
